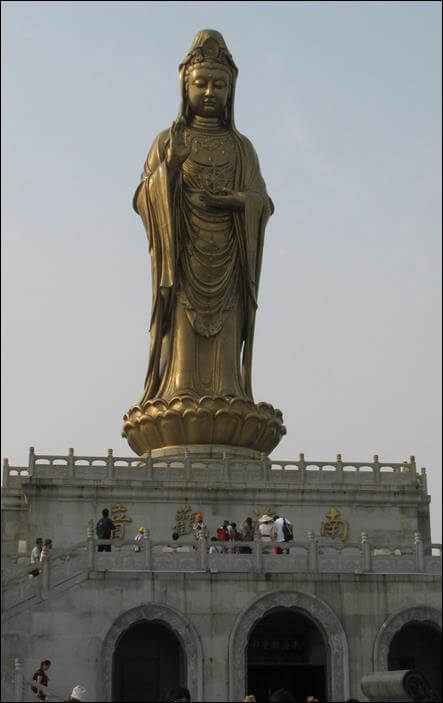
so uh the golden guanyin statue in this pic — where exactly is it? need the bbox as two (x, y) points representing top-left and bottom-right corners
(123, 30), (285, 455)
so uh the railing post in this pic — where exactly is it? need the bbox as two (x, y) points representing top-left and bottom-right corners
(199, 538), (208, 571)
(14, 658), (24, 703)
(144, 535), (152, 570)
(420, 467), (428, 493)
(184, 449), (191, 481)
(222, 452), (229, 482)
(255, 536), (263, 574)
(308, 531), (318, 572)
(68, 447), (74, 480)
(87, 521), (96, 571)
(2, 458), (9, 488)
(261, 452), (268, 481)
(373, 454), (380, 483)
(29, 446), (36, 478)
(107, 448), (114, 480)
(336, 453), (343, 478)
(144, 449), (153, 480)
(298, 452), (305, 479)
(414, 531), (425, 572)
(361, 531), (372, 571)
(41, 555), (50, 594)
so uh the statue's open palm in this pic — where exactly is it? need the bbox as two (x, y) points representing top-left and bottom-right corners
(167, 117), (192, 168)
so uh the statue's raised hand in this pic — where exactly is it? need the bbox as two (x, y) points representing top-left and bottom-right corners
(166, 117), (192, 171)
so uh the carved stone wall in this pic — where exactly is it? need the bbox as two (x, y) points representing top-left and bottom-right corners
(228, 590), (350, 702)
(373, 605), (442, 671)
(97, 603), (203, 702)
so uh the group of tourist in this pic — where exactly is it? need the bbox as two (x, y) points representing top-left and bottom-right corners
(29, 538), (53, 577)
(92, 508), (294, 556)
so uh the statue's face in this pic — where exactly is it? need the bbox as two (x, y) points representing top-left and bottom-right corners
(187, 66), (230, 118)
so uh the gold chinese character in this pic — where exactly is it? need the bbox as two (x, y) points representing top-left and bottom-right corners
(320, 507), (349, 542)
(111, 504), (132, 539)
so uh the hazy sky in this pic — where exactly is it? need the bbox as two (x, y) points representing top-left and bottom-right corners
(2, 2), (441, 541)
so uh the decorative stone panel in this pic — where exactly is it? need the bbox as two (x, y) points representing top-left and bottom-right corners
(228, 590), (350, 702)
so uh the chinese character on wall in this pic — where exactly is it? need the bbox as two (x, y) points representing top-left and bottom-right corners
(320, 507), (349, 542)
(111, 504), (132, 539)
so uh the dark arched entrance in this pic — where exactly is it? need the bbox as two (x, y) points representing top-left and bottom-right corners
(112, 620), (185, 702)
(388, 622), (441, 697)
(247, 608), (327, 702)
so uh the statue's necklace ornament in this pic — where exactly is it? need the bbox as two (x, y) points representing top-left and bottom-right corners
(122, 29), (286, 455)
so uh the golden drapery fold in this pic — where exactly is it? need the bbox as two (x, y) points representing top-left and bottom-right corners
(134, 128), (273, 405)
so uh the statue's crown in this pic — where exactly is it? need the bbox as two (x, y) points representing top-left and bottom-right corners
(187, 36), (231, 69)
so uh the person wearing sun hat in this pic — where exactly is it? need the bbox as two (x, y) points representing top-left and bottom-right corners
(133, 526), (145, 552)
(258, 514), (275, 543)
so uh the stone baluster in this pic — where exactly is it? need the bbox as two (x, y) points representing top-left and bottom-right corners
(144, 534), (152, 570)
(2, 457), (9, 488)
(361, 531), (372, 571)
(261, 452), (268, 481)
(87, 521), (96, 571)
(41, 554), (50, 594)
(199, 537), (208, 571)
(14, 658), (24, 702)
(28, 446), (35, 478)
(255, 536), (263, 574)
(222, 452), (229, 482)
(184, 449), (191, 481)
(307, 531), (318, 572)
(372, 454), (380, 483)
(107, 448), (114, 480)
(414, 531), (424, 572)
(298, 452), (305, 478)
(336, 453), (343, 477)
(68, 447), (75, 480)
(420, 467), (428, 493)
(144, 449), (153, 480)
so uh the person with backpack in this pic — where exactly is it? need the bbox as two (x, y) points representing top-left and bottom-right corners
(272, 514), (294, 554)
(96, 508), (115, 552)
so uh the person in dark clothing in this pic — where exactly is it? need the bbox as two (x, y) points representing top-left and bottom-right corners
(31, 660), (51, 701)
(96, 508), (115, 552)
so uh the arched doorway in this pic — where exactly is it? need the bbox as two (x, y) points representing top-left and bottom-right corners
(112, 620), (184, 702)
(229, 591), (349, 702)
(388, 622), (441, 697)
(247, 608), (326, 702)
(99, 604), (203, 702)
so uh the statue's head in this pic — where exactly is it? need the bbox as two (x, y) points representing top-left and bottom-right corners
(179, 30), (238, 126)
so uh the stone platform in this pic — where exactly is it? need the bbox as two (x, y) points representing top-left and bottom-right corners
(1, 447), (441, 702)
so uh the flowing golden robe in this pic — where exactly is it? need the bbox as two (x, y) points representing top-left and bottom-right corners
(134, 122), (273, 406)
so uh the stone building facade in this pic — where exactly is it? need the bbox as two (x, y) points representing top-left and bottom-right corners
(1, 446), (441, 702)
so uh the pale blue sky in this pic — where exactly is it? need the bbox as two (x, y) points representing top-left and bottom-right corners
(2, 1), (441, 540)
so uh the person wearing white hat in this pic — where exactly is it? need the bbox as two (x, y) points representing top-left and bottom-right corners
(67, 685), (86, 702)
(258, 515), (275, 545)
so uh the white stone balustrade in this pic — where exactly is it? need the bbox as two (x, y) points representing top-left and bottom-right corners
(2, 448), (426, 489)
(2, 531), (441, 618)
